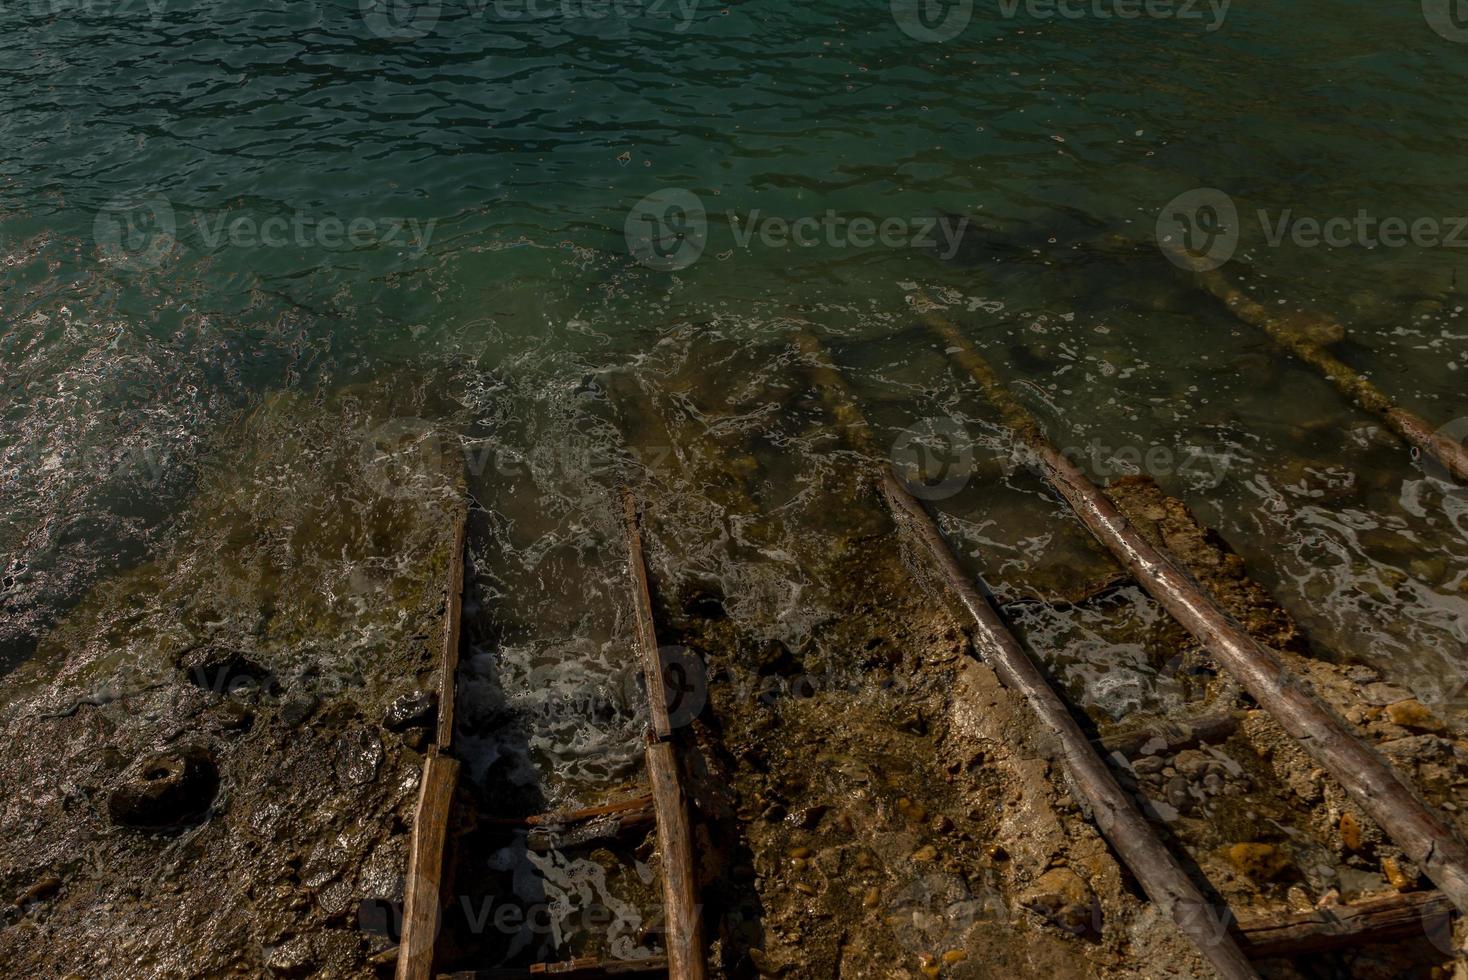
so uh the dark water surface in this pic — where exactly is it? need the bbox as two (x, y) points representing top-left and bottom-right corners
(4, 0), (1468, 773)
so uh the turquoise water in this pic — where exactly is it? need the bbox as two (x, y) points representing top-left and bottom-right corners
(4, 1), (1468, 715)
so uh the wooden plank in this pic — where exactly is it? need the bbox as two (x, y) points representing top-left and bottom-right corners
(645, 740), (704, 980)
(1237, 890), (1454, 959)
(531, 954), (669, 976)
(879, 470), (1260, 980)
(621, 488), (704, 979)
(398, 749), (460, 980)
(482, 793), (656, 828)
(436, 508), (469, 750)
(439, 957), (667, 980)
(920, 309), (1468, 916)
(622, 490), (672, 740)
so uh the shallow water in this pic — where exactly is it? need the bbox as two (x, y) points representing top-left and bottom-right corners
(4, 0), (1468, 786)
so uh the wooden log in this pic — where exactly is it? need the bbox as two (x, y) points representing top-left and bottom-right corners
(920, 309), (1468, 915)
(1095, 709), (1244, 760)
(645, 740), (703, 980)
(436, 509), (469, 750)
(1237, 890), (1455, 960)
(622, 489), (706, 980)
(1175, 252), (1468, 485)
(483, 793), (656, 828)
(879, 469), (1260, 980)
(622, 490), (673, 741)
(438, 956), (667, 979)
(397, 749), (459, 980)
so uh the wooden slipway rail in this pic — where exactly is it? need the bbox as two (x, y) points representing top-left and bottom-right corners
(399, 507), (468, 980)
(1169, 246), (1468, 485)
(794, 326), (1461, 966)
(396, 494), (703, 979)
(622, 489), (707, 980)
(794, 330), (1256, 977)
(917, 309), (1468, 916)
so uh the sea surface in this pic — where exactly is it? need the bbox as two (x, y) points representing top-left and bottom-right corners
(4, 0), (1468, 791)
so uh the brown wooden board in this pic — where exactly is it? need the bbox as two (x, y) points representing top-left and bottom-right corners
(398, 749), (460, 980)
(1237, 890), (1454, 959)
(622, 490), (672, 740)
(436, 509), (469, 750)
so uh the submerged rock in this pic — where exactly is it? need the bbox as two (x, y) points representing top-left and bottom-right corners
(1021, 867), (1097, 934)
(108, 746), (219, 829)
(382, 689), (437, 731)
(177, 645), (278, 697)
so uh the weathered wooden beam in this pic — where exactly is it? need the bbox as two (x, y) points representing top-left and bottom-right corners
(436, 509), (469, 750)
(1176, 252), (1468, 484)
(1237, 890), (1454, 960)
(622, 490), (706, 980)
(437, 956), (668, 979)
(920, 309), (1468, 915)
(398, 749), (460, 980)
(879, 469), (1260, 980)
(483, 793), (657, 829)
(622, 490), (673, 741)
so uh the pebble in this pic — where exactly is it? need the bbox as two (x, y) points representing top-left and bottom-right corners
(793, 882), (817, 896)
(1381, 856), (1415, 892)
(1020, 867), (1096, 934)
(862, 887), (880, 908)
(1164, 775), (1191, 808)
(788, 846), (812, 860)
(1386, 699), (1445, 733)
(1173, 749), (1208, 778)
(942, 949), (968, 964)
(1132, 755), (1165, 775)
(1339, 812), (1362, 851)
(1225, 842), (1289, 882)
(930, 815), (953, 834)
(911, 845), (939, 863)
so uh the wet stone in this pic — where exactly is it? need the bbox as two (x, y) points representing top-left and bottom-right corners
(279, 694), (318, 727)
(108, 745), (220, 830)
(177, 645), (278, 698)
(335, 727), (383, 785)
(1385, 698), (1445, 733)
(1021, 867), (1097, 935)
(381, 689), (436, 731)
(265, 934), (315, 977)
